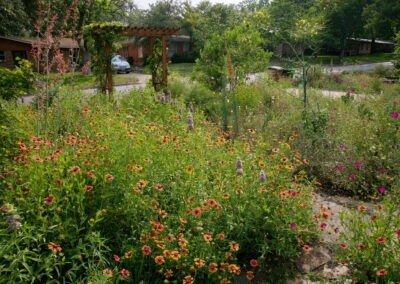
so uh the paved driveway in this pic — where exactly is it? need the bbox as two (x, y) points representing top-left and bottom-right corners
(324, 61), (394, 73)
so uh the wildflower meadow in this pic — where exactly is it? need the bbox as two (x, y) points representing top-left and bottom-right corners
(1, 0), (400, 283)
(0, 89), (319, 283)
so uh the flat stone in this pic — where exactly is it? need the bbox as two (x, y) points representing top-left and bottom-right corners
(312, 193), (350, 244)
(296, 246), (331, 272)
(322, 264), (350, 279)
(286, 280), (320, 284)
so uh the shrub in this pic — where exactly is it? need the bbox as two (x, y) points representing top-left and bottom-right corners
(194, 23), (271, 91)
(338, 195), (400, 282)
(0, 60), (36, 101)
(168, 77), (191, 98)
(0, 99), (26, 168)
(171, 51), (197, 64)
(169, 78), (221, 121)
(371, 65), (394, 78)
(287, 86), (399, 197)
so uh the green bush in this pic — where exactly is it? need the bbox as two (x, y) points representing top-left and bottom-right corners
(0, 99), (26, 168)
(169, 78), (221, 121)
(370, 65), (394, 78)
(0, 60), (36, 101)
(338, 195), (400, 282)
(194, 23), (271, 91)
(171, 51), (197, 64)
(167, 77), (191, 98)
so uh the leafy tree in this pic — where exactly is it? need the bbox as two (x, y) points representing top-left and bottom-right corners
(261, 0), (324, 56)
(0, 0), (30, 36)
(126, 1), (145, 26)
(246, 0), (324, 107)
(321, 0), (370, 62)
(238, 0), (269, 14)
(90, 0), (131, 23)
(266, 0), (314, 35)
(185, 1), (241, 55)
(194, 23), (271, 91)
(142, 0), (182, 28)
(363, 0), (400, 51)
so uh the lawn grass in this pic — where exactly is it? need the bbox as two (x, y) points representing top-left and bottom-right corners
(47, 73), (140, 88)
(344, 53), (395, 64)
(168, 63), (195, 76)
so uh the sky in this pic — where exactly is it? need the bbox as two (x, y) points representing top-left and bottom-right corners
(136, 0), (244, 9)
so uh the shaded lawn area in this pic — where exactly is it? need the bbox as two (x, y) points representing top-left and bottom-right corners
(168, 63), (194, 76)
(47, 73), (140, 88)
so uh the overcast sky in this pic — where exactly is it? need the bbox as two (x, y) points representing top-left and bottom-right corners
(136, 0), (244, 9)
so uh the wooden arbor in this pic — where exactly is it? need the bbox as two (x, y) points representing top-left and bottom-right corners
(105, 27), (180, 94)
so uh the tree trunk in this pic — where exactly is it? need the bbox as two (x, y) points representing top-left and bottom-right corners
(371, 37), (376, 54)
(105, 43), (113, 97)
(339, 36), (346, 65)
(161, 35), (168, 88)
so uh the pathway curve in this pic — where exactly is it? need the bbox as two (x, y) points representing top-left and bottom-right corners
(285, 88), (364, 99)
(324, 61), (394, 73)
(19, 73), (151, 104)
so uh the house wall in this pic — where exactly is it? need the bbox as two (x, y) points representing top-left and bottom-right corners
(274, 43), (302, 57)
(375, 43), (394, 53)
(118, 38), (191, 66)
(0, 39), (33, 69)
(118, 42), (151, 66)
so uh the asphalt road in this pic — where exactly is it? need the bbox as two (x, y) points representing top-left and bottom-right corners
(324, 61), (394, 73)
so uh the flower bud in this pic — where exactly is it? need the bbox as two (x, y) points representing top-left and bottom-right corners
(6, 214), (20, 222)
(9, 221), (22, 230)
(236, 159), (243, 169)
(189, 102), (194, 113)
(259, 170), (266, 182)
(187, 114), (194, 130)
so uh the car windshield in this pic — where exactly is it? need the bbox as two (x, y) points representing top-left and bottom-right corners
(113, 56), (127, 62)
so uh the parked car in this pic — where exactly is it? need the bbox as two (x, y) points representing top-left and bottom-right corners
(111, 55), (131, 73)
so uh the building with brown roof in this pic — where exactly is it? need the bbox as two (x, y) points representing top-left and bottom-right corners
(0, 36), (79, 70)
(117, 35), (191, 66)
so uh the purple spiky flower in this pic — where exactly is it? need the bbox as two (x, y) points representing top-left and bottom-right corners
(189, 102), (194, 113)
(236, 159), (243, 169)
(187, 114), (194, 130)
(259, 170), (266, 182)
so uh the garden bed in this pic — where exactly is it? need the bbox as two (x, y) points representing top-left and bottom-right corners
(0, 88), (318, 283)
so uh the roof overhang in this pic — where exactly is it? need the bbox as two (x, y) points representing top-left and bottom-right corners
(123, 27), (180, 37)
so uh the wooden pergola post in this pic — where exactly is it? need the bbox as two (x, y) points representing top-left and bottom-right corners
(161, 35), (168, 88)
(94, 27), (179, 92)
(105, 42), (113, 96)
(149, 37), (155, 53)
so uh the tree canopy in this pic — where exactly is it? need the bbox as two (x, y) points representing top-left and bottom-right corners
(1, 0), (398, 65)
